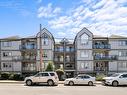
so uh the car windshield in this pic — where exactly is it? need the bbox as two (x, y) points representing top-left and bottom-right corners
(110, 73), (120, 77)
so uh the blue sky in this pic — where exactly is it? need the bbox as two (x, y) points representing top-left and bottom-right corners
(0, 0), (127, 38)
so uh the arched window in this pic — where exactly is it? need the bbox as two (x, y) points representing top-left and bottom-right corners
(80, 33), (89, 45)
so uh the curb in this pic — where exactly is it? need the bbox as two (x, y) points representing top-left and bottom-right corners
(0, 81), (102, 84)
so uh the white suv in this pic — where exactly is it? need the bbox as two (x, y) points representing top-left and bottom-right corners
(24, 72), (59, 86)
(103, 73), (127, 86)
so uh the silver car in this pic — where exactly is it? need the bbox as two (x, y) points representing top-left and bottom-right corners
(64, 74), (95, 86)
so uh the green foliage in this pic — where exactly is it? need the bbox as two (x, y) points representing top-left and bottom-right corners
(0, 72), (23, 80)
(56, 69), (65, 81)
(45, 61), (54, 71)
(96, 74), (106, 81)
(0, 72), (11, 80)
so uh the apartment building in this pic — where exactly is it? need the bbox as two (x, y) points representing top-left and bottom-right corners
(0, 26), (127, 77)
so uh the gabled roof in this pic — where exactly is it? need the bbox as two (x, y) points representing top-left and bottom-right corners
(0, 36), (21, 41)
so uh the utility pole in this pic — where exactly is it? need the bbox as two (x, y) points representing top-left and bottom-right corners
(39, 24), (42, 72)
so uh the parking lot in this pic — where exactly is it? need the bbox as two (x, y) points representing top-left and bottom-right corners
(0, 83), (127, 95)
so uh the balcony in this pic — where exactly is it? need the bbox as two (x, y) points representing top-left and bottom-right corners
(66, 48), (75, 52)
(93, 44), (111, 49)
(65, 59), (75, 63)
(94, 55), (118, 60)
(54, 49), (64, 52)
(54, 58), (64, 62)
(19, 45), (36, 50)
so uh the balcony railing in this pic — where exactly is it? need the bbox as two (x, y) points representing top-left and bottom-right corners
(54, 49), (64, 52)
(66, 48), (75, 52)
(54, 58), (64, 62)
(93, 44), (111, 49)
(94, 55), (118, 60)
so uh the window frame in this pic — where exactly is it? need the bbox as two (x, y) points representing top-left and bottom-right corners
(80, 33), (89, 45)
(3, 52), (12, 57)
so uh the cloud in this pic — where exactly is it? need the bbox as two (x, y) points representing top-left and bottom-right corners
(37, 0), (42, 3)
(92, 0), (107, 9)
(37, 3), (61, 18)
(48, 0), (127, 38)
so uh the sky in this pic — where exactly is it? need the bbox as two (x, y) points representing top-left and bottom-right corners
(0, 0), (127, 38)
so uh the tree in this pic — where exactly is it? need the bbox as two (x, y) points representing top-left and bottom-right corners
(45, 61), (54, 71)
(56, 69), (65, 81)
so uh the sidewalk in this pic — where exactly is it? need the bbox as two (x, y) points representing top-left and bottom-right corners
(0, 80), (102, 84)
(0, 80), (24, 84)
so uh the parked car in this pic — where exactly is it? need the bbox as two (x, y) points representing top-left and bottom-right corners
(64, 74), (95, 86)
(102, 73), (127, 86)
(24, 72), (59, 86)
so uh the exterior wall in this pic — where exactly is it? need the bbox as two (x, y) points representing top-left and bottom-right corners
(109, 61), (118, 72)
(77, 61), (93, 72)
(77, 50), (93, 60)
(1, 27), (127, 75)
(0, 40), (22, 72)
(1, 41), (21, 50)
(1, 62), (21, 72)
(109, 39), (127, 49)
(75, 28), (93, 73)
(109, 39), (127, 72)
(36, 28), (54, 71)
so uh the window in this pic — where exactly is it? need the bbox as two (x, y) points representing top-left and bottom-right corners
(79, 62), (90, 69)
(50, 73), (55, 76)
(119, 51), (127, 57)
(80, 51), (89, 58)
(120, 74), (127, 78)
(80, 33), (89, 45)
(119, 40), (127, 46)
(3, 63), (12, 68)
(81, 63), (84, 69)
(42, 51), (48, 58)
(2, 41), (12, 47)
(3, 52), (12, 57)
(60, 56), (63, 62)
(84, 75), (90, 79)
(42, 34), (49, 45)
(77, 76), (84, 79)
(118, 62), (127, 68)
(41, 73), (49, 76)
(66, 55), (70, 62)
(35, 73), (42, 77)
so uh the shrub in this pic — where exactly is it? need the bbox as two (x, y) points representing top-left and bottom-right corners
(96, 74), (106, 81)
(56, 69), (65, 81)
(0, 72), (11, 80)
(9, 74), (14, 80)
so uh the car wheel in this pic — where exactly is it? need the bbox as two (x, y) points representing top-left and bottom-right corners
(88, 81), (93, 86)
(69, 81), (74, 86)
(26, 80), (33, 86)
(112, 81), (118, 87)
(48, 80), (54, 86)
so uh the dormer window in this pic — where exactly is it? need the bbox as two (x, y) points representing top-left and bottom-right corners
(80, 33), (89, 45)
